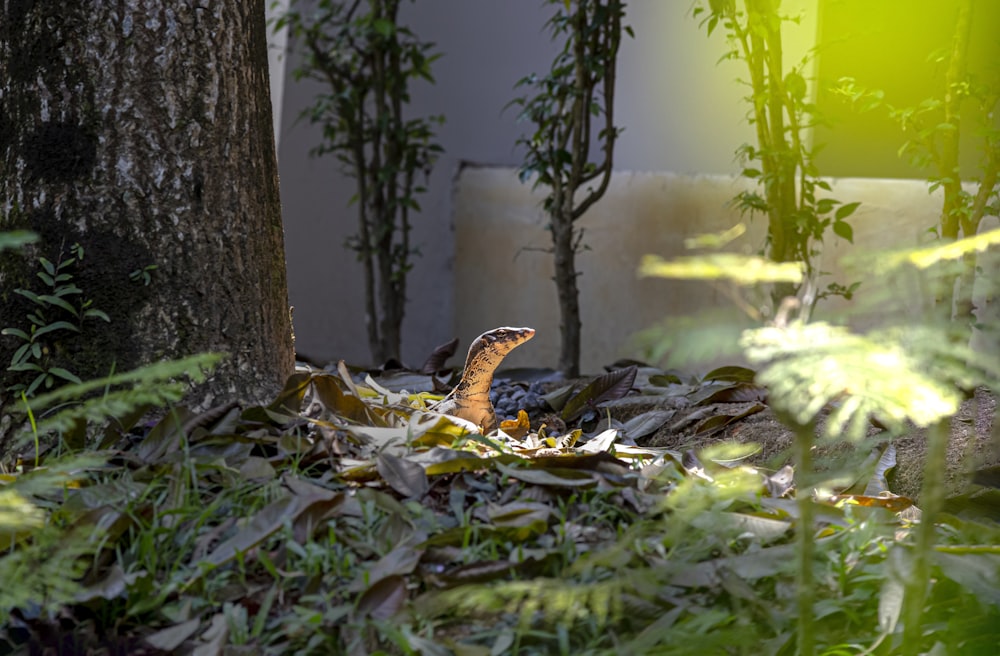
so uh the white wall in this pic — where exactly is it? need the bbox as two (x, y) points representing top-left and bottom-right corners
(266, 0), (289, 151)
(273, 0), (818, 367)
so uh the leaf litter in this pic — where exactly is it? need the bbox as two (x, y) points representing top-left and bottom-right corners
(1, 357), (997, 654)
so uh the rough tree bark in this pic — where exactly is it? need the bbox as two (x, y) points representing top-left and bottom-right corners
(0, 0), (294, 408)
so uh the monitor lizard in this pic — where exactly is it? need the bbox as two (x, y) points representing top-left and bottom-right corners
(430, 326), (535, 433)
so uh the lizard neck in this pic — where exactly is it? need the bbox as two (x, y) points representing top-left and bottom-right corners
(451, 347), (503, 401)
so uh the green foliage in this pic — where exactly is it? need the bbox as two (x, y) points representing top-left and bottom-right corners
(640, 221), (1000, 654)
(2, 242), (110, 396)
(0, 454), (107, 616)
(0, 230), (38, 253)
(831, 0), (998, 329)
(1, 348), (999, 652)
(693, 0), (859, 306)
(508, 0), (630, 377)
(128, 264), (158, 286)
(276, 0), (443, 363)
(10, 352), (224, 449)
(0, 352), (220, 641)
(510, 0), (630, 208)
(743, 321), (989, 441)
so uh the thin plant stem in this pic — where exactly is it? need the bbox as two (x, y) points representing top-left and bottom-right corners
(902, 419), (949, 654)
(793, 422), (816, 656)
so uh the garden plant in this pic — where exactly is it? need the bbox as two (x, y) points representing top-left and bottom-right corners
(510, 0), (630, 377)
(2, 1), (999, 654)
(278, 0), (444, 364)
(694, 0), (861, 308)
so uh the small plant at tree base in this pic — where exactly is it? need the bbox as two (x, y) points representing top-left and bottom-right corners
(129, 264), (158, 286)
(693, 0), (860, 310)
(2, 242), (110, 396)
(277, 0), (443, 364)
(509, 0), (630, 378)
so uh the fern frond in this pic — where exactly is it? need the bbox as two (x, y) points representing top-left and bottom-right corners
(9, 353), (225, 446)
(740, 320), (995, 441)
(23, 353), (224, 414)
(639, 253), (805, 285)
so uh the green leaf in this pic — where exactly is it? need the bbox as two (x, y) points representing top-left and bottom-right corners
(833, 220), (854, 243)
(639, 253), (804, 285)
(372, 17), (394, 38)
(7, 361), (44, 373)
(706, 15), (719, 37)
(835, 201), (861, 220)
(0, 230), (38, 253)
(784, 71), (807, 101)
(15, 289), (41, 304)
(47, 367), (83, 385)
(84, 308), (111, 322)
(1, 327), (30, 340)
(39, 257), (55, 276)
(815, 198), (838, 214)
(38, 295), (78, 315)
(26, 373), (47, 396)
(33, 321), (80, 338)
(53, 284), (82, 296)
(10, 343), (31, 366)
(743, 322), (965, 440)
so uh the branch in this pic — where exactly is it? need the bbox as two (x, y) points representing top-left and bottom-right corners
(568, 2), (592, 195)
(965, 156), (998, 235)
(939, 0), (972, 240)
(572, 1), (622, 221)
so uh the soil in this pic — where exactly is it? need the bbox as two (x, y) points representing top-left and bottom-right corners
(601, 386), (999, 502)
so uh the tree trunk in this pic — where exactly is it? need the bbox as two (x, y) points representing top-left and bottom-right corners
(552, 215), (582, 378)
(0, 1), (293, 408)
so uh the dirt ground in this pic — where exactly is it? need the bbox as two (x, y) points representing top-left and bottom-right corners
(614, 387), (999, 502)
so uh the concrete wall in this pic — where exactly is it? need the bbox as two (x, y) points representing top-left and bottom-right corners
(273, 0), (818, 367)
(262, 0), (994, 375)
(451, 168), (971, 372)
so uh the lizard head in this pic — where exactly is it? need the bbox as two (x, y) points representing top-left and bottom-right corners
(464, 326), (535, 370)
(477, 326), (535, 354)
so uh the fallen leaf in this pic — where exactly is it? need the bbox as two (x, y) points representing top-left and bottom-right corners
(495, 462), (597, 488)
(689, 383), (767, 406)
(622, 410), (674, 440)
(421, 337), (460, 374)
(579, 428), (619, 454)
(821, 493), (914, 513)
(355, 574), (407, 620)
(144, 618), (202, 651)
(377, 452), (430, 498)
(350, 544), (425, 592)
(500, 409), (531, 440)
(561, 366), (638, 421)
(702, 365), (756, 384)
(692, 403), (765, 436)
(268, 372), (312, 415)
